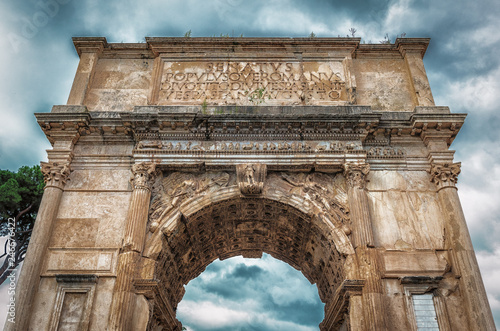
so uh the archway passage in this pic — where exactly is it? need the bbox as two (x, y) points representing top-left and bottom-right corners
(148, 196), (347, 330)
(177, 254), (325, 330)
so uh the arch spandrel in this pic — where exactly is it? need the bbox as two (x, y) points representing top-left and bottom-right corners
(143, 170), (355, 260)
(140, 169), (356, 328)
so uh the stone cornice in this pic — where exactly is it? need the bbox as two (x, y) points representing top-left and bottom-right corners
(395, 38), (430, 58)
(35, 106), (91, 145)
(37, 105), (465, 172)
(146, 37), (361, 58)
(36, 107), (465, 143)
(121, 106), (380, 141)
(71, 37), (433, 60)
(72, 37), (107, 57)
(411, 111), (466, 147)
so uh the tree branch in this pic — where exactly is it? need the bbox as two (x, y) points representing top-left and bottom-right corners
(15, 203), (34, 224)
(0, 250), (13, 284)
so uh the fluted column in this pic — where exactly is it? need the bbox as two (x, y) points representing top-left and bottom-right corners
(108, 162), (158, 331)
(431, 162), (495, 330)
(5, 162), (71, 331)
(344, 163), (387, 330)
(344, 163), (374, 248)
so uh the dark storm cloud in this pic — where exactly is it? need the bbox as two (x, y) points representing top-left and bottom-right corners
(231, 263), (264, 278)
(287, 0), (392, 26)
(178, 255), (324, 330)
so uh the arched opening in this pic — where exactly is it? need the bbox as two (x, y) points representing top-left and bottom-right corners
(140, 171), (354, 330)
(177, 254), (325, 330)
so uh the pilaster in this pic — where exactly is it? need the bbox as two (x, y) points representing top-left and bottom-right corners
(343, 162), (388, 330)
(8, 110), (85, 331)
(108, 162), (158, 330)
(397, 38), (435, 107)
(67, 37), (107, 105)
(430, 162), (496, 330)
(343, 163), (373, 248)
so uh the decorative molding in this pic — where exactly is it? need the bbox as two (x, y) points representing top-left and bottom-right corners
(236, 164), (266, 195)
(320, 279), (365, 331)
(48, 274), (98, 331)
(367, 146), (405, 158)
(402, 279), (452, 331)
(134, 139), (364, 154)
(429, 162), (461, 190)
(343, 163), (370, 189)
(134, 279), (183, 330)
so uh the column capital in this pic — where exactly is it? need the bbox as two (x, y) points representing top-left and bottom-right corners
(40, 161), (71, 189)
(343, 163), (370, 189)
(429, 162), (461, 190)
(130, 162), (158, 191)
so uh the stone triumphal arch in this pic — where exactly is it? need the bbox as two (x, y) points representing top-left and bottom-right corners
(7, 37), (496, 330)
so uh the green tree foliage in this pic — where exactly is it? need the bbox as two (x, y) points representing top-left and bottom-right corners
(0, 165), (44, 284)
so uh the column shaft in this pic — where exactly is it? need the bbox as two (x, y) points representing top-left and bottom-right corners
(124, 188), (153, 252)
(108, 163), (157, 331)
(344, 163), (387, 330)
(8, 188), (63, 331)
(348, 186), (374, 248)
(5, 162), (71, 331)
(438, 186), (495, 330)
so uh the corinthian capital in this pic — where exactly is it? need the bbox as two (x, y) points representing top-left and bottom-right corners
(429, 162), (461, 189)
(40, 161), (71, 188)
(343, 163), (370, 189)
(130, 162), (158, 191)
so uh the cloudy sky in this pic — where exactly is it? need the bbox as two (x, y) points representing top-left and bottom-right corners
(0, 0), (499, 329)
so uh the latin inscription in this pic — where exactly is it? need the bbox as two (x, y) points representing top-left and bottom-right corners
(158, 62), (347, 104)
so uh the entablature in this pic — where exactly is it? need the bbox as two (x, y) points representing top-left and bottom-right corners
(36, 105), (465, 172)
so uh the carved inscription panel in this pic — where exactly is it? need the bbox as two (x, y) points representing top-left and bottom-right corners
(158, 61), (349, 105)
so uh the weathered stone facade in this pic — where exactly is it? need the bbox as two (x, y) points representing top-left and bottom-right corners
(5, 37), (496, 330)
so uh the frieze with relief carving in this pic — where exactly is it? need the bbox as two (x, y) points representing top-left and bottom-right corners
(366, 146), (405, 158)
(134, 140), (363, 153)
